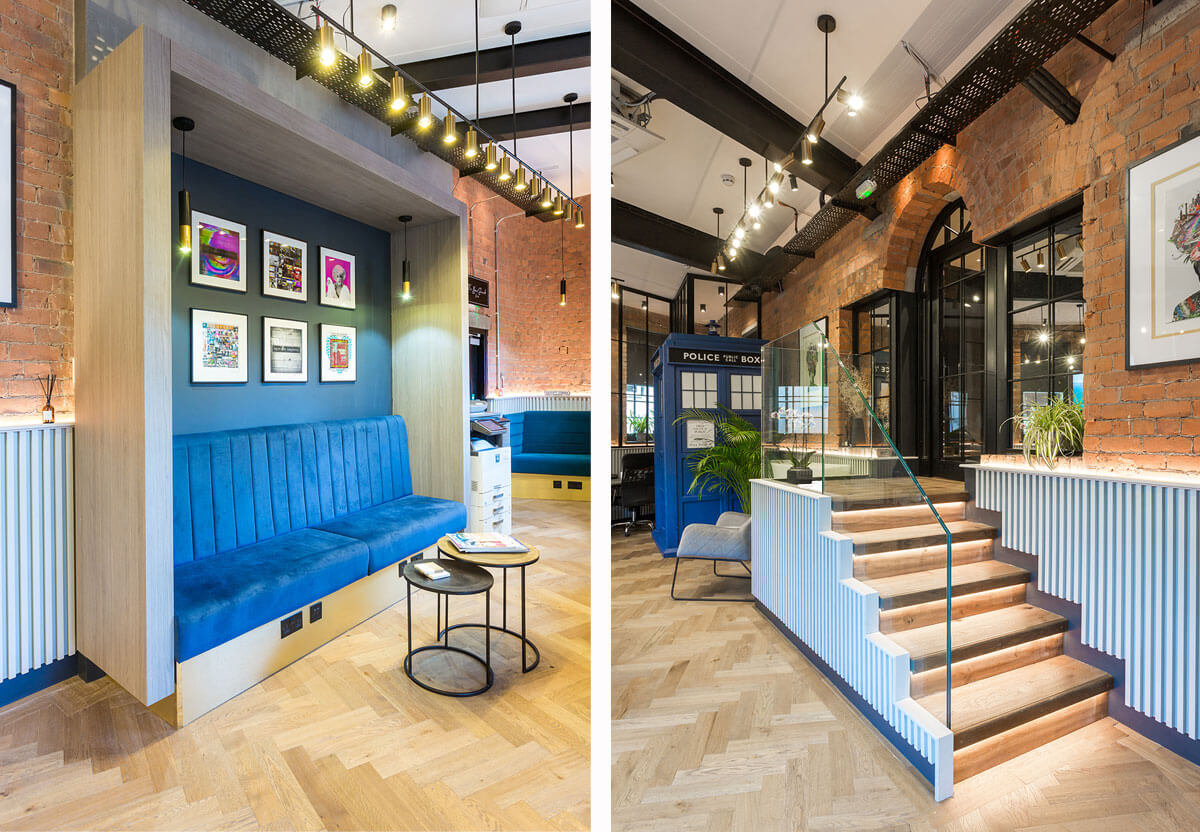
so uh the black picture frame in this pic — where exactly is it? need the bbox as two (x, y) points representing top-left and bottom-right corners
(0, 78), (16, 308)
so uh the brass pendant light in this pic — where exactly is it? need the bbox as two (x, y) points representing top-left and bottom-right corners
(399, 215), (412, 301)
(173, 116), (195, 254)
(564, 91), (583, 227)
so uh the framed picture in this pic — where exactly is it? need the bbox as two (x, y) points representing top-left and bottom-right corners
(1127, 132), (1200, 368)
(191, 211), (247, 292)
(262, 230), (308, 301)
(319, 323), (357, 382)
(319, 247), (355, 309)
(262, 317), (308, 383)
(191, 309), (248, 383)
(0, 79), (15, 308)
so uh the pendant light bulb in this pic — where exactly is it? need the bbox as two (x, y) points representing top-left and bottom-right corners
(763, 191), (775, 209)
(717, 253), (726, 272)
(464, 127), (479, 158)
(178, 189), (191, 253)
(398, 215), (413, 301)
(514, 166), (528, 191)
(748, 201), (761, 218)
(389, 73), (407, 112)
(574, 208), (585, 229)
(552, 195), (565, 216)
(381, 3), (397, 31)
(752, 218), (762, 230)
(801, 137), (813, 165)
(734, 226), (745, 240)
(768, 175), (781, 195)
(498, 156), (512, 182)
(559, 278), (567, 307)
(484, 143), (498, 170)
(357, 48), (374, 88)
(540, 185), (554, 209)
(442, 111), (458, 144)
(317, 20), (337, 67)
(417, 95), (433, 129)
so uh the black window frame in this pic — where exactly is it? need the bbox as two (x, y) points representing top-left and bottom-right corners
(612, 285), (671, 447)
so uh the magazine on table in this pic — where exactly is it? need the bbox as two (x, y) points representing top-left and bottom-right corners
(447, 532), (529, 553)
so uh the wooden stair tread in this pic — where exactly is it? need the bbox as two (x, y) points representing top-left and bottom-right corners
(846, 520), (997, 555)
(863, 560), (1029, 609)
(887, 604), (1067, 672)
(824, 477), (969, 511)
(916, 655), (1113, 748)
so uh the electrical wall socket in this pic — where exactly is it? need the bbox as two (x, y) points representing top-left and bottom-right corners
(281, 611), (303, 638)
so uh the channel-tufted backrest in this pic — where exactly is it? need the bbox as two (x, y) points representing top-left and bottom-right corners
(517, 410), (591, 455)
(172, 417), (413, 563)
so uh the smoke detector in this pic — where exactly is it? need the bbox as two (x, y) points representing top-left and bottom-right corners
(720, 173), (735, 187)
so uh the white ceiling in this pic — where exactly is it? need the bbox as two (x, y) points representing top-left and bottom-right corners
(306, 0), (590, 195)
(613, 0), (1017, 291)
(612, 243), (692, 299)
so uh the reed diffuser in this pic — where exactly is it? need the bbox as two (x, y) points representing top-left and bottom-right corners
(39, 374), (56, 424)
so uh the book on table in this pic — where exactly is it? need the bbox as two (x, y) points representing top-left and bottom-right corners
(447, 532), (529, 553)
(413, 560), (451, 581)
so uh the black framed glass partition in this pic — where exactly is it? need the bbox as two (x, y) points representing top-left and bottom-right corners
(612, 286), (670, 446)
(670, 274), (760, 338)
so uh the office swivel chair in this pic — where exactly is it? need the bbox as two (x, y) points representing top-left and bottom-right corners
(612, 452), (655, 536)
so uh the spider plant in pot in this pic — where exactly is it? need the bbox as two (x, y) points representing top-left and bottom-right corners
(674, 405), (760, 513)
(1006, 398), (1084, 469)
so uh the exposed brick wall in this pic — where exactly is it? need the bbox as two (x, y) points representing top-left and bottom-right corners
(456, 174), (590, 397)
(0, 0), (73, 418)
(763, 0), (1200, 474)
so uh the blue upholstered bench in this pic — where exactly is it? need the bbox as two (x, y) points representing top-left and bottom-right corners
(164, 416), (466, 724)
(508, 410), (591, 501)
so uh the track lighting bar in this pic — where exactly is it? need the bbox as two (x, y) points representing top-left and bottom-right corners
(306, 7), (583, 218)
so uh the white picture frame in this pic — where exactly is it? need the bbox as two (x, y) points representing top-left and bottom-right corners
(319, 323), (357, 382)
(262, 229), (308, 302)
(190, 211), (248, 292)
(191, 308), (248, 383)
(0, 79), (14, 308)
(262, 316), (308, 383)
(319, 246), (356, 309)
(1127, 132), (1200, 369)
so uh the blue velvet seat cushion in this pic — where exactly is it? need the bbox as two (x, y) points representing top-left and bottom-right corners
(519, 411), (591, 455)
(174, 529), (369, 661)
(315, 495), (468, 574)
(512, 452), (591, 477)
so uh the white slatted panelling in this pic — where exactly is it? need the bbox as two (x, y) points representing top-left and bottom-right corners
(1, 424), (75, 683)
(488, 395), (591, 414)
(752, 479), (955, 799)
(973, 464), (1200, 741)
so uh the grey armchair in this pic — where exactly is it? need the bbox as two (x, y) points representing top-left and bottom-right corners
(670, 512), (753, 602)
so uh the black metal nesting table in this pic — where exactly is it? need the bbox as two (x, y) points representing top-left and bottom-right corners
(401, 557), (494, 697)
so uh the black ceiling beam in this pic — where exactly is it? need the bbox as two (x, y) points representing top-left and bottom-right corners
(613, 199), (765, 278)
(394, 33), (589, 92)
(612, 0), (859, 193)
(474, 104), (590, 141)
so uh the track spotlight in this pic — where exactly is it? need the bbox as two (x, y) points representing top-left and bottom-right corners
(540, 185), (554, 209)
(552, 194), (565, 216)
(752, 218), (761, 230)
(357, 48), (374, 88)
(381, 3), (397, 31)
(611, 280), (621, 300)
(700, 304), (707, 313)
(801, 137), (813, 165)
(389, 74), (406, 111)
(837, 88), (863, 116)
(716, 254), (726, 272)
(1020, 256), (1031, 271)
(734, 227), (745, 240)
(773, 162), (783, 174)
(789, 174), (800, 191)
(748, 201), (761, 218)
(442, 111), (458, 144)
(417, 95), (432, 129)
(464, 127), (479, 158)
(806, 114), (824, 143)
(498, 156), (512, 181)
(641, 299), (648, 310)
(484, 143), (498, 170)
(718, 285), (725, 296)
(768, 175), (781, 196)
(763, 191), (775, 209)
(514, 166), (528, 191)
(1036, 250), (1045, 269)
(574, 208), (585, 229)
(317, 21), (337, 67)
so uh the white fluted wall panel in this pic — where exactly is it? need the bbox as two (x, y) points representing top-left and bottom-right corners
(0, 424), (75, 682)
(488, 395), (591, 414)
(975, 466), (1200, 741)
(752, 479), (954, 799)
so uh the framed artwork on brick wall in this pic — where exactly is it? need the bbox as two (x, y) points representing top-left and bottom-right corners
(1127, 131), (1200, 369)
(0, 79), (15, 308)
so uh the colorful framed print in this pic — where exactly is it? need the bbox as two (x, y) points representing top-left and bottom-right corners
(191, 309), (248, 383)
(1127, 132), (1200, 368)
(319, 323), (357, 382)
(319, 247), (356, 309)
(262, 230), (308, 301)
(262, 316), (308, 383)
(190, 211), (247, 292)
(0, 79), (14, 308)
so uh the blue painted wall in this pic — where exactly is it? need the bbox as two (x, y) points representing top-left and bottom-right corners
(171, 155), (392, 434)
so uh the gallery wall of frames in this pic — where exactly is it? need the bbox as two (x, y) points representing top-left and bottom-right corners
(170, 155), (393, 434)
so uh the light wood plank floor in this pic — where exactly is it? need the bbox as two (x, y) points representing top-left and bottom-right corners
(0, 499), (590, 831)
(612, 527), (1200, 831)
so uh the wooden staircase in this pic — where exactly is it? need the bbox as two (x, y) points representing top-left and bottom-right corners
(829, 479), (1114, 783)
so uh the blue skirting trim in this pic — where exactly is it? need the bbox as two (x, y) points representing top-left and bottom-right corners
(0, 654), (78, 710)
(756, 602), (935, 786)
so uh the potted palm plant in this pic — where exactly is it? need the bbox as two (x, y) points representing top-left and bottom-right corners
(1007, 398), (1084, 468)
(674, 405), (760, 512)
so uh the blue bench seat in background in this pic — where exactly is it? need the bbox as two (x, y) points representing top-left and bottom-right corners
(173, 416), (466, 662)
(509, 410), (591, 476)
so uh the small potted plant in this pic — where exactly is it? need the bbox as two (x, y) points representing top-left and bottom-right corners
(626, 413), (650, 444)
(1007, 398), (1084, 468)
(785, 412), (818, 484)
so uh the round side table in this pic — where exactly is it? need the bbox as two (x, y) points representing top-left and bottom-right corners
(437, 536), (541, 673)
(402, 558), (494, 697)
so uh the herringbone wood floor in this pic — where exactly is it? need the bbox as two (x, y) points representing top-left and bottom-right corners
(612, 528), (1200, 831)
(0, 499), (590, 831)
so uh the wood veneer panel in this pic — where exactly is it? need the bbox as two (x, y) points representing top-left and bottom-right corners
(74, 28), (175, 705)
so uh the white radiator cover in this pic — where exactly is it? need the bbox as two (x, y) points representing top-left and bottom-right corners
(1, 423), (75, 682)
(488, 395), (591, 414)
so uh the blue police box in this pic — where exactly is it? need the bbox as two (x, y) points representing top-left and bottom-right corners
(651, 333), (765, 556)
